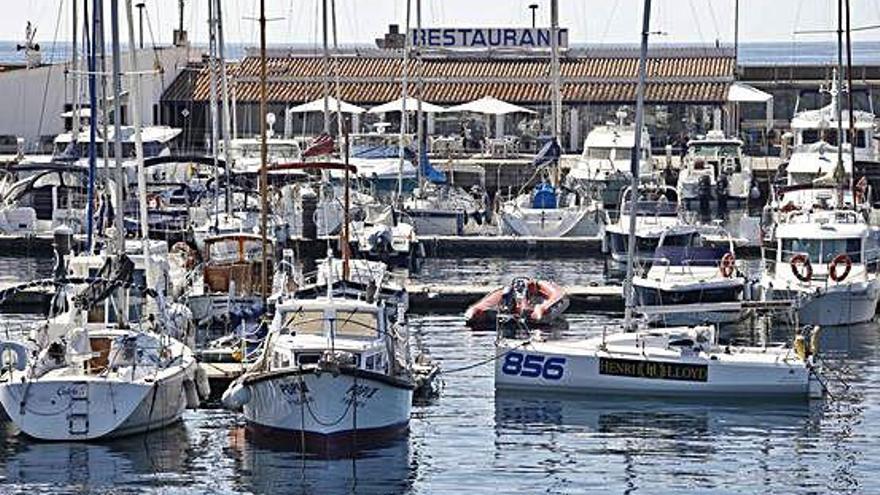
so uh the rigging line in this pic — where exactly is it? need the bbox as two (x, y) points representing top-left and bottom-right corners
(36, 0), (67, 141)
(599, 0), (621, 45)
(704, 0), (723, 48)
(142, 4), (165, 87)
(686, 0), (707, 48)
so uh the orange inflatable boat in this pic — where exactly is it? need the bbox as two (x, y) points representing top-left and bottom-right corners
(465, 278), (569, 329)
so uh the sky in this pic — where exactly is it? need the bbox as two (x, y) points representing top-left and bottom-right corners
(6, 0), (880, 48)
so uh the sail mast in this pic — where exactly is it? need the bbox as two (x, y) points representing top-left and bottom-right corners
(835, 0), (844, 183)
(415, 0), (423, 189)
(398, 0), (412, 200)
(207, 0), (221, 222)
(259, 0), (269, 305)
(216, 0), (234, 214)
(321, 0), (331, 133)
(125, 0), (150, 290)
(110, 0), (127, 326)
(85, 0), (97, 253)
(844, 0), (856, 194)
(329, 0), (350, 280)
(624, 0), (652, 330)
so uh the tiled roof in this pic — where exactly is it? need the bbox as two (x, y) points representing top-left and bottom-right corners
(163, 52), (734, 105)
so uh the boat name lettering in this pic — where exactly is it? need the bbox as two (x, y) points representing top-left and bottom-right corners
(344, 383), (379, 405)
(56, 385), (85, 398)
(501, 352), (566, 380)
(279, 381), (309, 403)
(598, 357), (708, 382)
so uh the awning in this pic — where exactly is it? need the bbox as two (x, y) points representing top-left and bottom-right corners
(286, 96), (365, 114)
(445, 95), (536, 115)
(727, 82), (772, 103)
(367, 97), (446, 114)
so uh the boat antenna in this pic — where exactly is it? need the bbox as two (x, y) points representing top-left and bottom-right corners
(110, 0), (127, 327)
(125, 0), (151, 303)
(624, 0), (652, 331)
(259, 0), (269, 306)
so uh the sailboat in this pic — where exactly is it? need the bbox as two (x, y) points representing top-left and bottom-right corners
(0, 0), (205, 440)
(495, 0), (821, 400)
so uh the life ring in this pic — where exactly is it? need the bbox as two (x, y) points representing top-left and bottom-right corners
(719, 252), (736, 278)
(790, 253), (813, 282)
(829, 253), (852, 282)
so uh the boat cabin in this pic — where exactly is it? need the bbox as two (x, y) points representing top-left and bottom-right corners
(203, 234), (274, 296)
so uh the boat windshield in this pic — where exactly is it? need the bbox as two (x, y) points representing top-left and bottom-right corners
(654, 246), (726, 266)
(335, 310), (379, 338)
(624, 199), (678, 216)
(283, 310), (326, 335)
(782, 238), (861, 263)
(586, 147), (613, 159)
(690, 143), (739, 159)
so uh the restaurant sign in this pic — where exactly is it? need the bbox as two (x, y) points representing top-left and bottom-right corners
(598, 357), (708, 382)
(410, 28), (568, 50)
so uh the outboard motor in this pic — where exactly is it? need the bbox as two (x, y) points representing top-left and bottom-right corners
(697, 174), (712, 222)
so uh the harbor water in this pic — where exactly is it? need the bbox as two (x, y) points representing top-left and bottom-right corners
(0, 255), (878, 494)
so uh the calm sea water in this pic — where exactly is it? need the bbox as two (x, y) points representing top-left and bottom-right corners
(3, 40), (880, 66)
(0, 255), (877, 494)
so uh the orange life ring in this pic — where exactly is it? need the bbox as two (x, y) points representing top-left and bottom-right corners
(790, 253), (813, 282)
(829, 253), (852, 282)
(720, 252), (736, 278)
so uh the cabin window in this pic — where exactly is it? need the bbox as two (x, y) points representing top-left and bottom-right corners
(273, 351), (290, 368)
(854, 130), (867, 148)
(208, 241), (241, 263)
(801, 129), (820, 145)
(783, 238), (861, 264)
(296, 353), (320, 366)
(366, 354), (375, 370)
(587, 147), (612, 160)
(283, 310), (325, 335)
(334, 310), (378, 337)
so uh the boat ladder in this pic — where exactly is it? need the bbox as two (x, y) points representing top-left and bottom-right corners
(67, 381), (90, 435)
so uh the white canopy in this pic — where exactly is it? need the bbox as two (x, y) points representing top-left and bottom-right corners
(727, 82), (772, 103)
(287, 96), (365, 114)
(446, 95), (536, 115)
(367, 97), (446, 114)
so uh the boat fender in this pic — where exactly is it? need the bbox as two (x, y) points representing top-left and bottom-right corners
(719, 252), (736, 278)
(195, 365), (211, 400)
(183, 379), (200, 409)
(221, 382), (251, 410)
(0, 341), (28, 372)
(809, 326), (821, 357)
(790, 254), (812, 282)
(829, 254), (852, 282)
(794, 333), (807, 361)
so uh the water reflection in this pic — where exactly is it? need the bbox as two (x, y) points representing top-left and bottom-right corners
(0, 422), (191, 493)
(227, 426), (416, 495)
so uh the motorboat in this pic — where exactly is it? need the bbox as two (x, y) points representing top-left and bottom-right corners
(500, 179), (602, 238)
(465, 277), (569, 330)
(633, 227), (745, 325)
(0, 166), (95, 236)
(566, 111), (654, 209)
(602, 184), (694, 270)
(677, 130), (760, 245)
(221, 256), (415, 455)
(759, 206), (880, 326)
(345, 125), (417, 197)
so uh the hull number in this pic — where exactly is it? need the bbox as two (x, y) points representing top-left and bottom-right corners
(501, 352), (566, 380)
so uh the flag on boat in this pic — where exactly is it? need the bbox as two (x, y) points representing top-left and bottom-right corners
(303, 133), (335, 158)
(532, 138), (561, 167)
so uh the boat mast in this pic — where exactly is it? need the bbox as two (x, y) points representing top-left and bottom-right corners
(835, 0), (845, 188)
(215, 0), (233, 214)
(398, 0), (412, 200)
(550, 0), (562, 185)
(125, 0), (150, 289)
(329, 0), (350, 281)
(844, 0), (856, 194)
(86, 0), (97, 253)
(110, 0), (127, 327)
(624, 0), (652, 330)
(415, 0), (423, 190)
(259, 0), (269, 305)
(321, 0), (331, 134)
(70, 1), (80, 140)
(207, 0), (221, 222)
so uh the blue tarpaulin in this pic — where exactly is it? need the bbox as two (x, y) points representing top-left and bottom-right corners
(420, 146), (447, 184)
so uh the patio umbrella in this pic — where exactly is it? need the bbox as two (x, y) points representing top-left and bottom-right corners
(445, 95), (536, 115)
(367, 97), (446, 114)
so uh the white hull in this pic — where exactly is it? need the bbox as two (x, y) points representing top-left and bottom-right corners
(495, 339), (812, 398)
(766, 279), (880, 326)
(242, 369), (413, 443)
(501, 206), (601, 237)
(0, 362), (196, 441)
